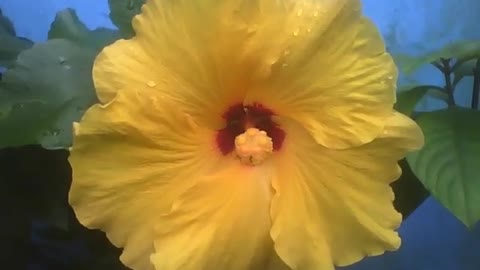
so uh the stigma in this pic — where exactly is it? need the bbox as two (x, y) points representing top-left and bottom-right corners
(235, 128), (273, 166)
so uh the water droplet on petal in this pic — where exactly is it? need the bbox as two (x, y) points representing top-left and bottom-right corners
(293, 28), (299, 36)
(147, 81), (157, 87)
(306, 28), (312, 33)
(296, 9), (303, 17)
(313, 10), (319, 17)
(284, 50), (290, 56)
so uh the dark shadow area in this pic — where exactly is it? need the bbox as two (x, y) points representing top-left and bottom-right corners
(392, 159), (430, 219)
(0, 145), (129, 270)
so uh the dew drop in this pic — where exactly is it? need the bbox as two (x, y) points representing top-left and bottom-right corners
(292, 28), (300, 36)
(284, 50), (290, 56)
(127, 0), (135, 10)
(296, 9), (303, 17)
(313, 10), (319, 17)
(49, 129), (61, 136)
(147, 81), (157, 87)
(306, 28), (312, 33)
(58, 56), (67, 64)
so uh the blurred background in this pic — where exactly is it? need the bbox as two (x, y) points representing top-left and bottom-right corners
(0, 0), (479, 269)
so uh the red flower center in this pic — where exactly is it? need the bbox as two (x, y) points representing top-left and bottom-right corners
(216, 103), (285, 155)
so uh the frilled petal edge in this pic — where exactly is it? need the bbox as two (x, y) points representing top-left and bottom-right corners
(69, 87), (219, 270)
(269, 112), (423, 270)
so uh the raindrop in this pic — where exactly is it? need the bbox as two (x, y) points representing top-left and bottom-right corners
(296, 9), (303, 17)
(49, 129), (61, 136)
(127, 0), (135, 10)
(58, 56), (67, 64)
(306, 28), (312, 33)
(13, 103), (24, 110)
(313, 10), (319, 17)
(147, 81), (157, 87)
(292, 28), (300, 36)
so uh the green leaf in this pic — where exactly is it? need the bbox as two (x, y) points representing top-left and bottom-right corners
(395, 85), (448, 116)
(407, 108), (480, 228)
(0, 8), (15, 36)
(453, 58), (478, 86)
(108, 0), (145, 38)
(0, 39), (98, 149)
(0, 9), (33, 67)
(398, 41), (480, 74)
(48, 8), (121, 51)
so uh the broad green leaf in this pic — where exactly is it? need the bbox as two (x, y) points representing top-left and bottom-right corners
(395, 85), (448, 116)
(0, 9), (33, 67)
(399, 41), (480, 74)
(0, 35), (33, 67)
(0, 8), (15, 36)
(407, 108), (480, 228)
(48, 8), (121, 51)
(0, 39), (98, 149)
(108, 0), (145, 38)
(453, 59), (479, 86)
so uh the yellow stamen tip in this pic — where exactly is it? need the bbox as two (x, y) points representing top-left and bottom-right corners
(234, 128), (273, 166)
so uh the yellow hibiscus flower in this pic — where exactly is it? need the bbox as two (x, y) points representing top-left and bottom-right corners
(68, 0), (424, 269)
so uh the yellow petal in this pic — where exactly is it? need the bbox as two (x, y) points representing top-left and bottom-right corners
(96, 0), (360, 130)
(245, 0), (397, 149)
(97, 0), (278, 128)
(92, 37), (225, 129)
(92, 39), (157, 104)
(270, 112), (423, 270)
(69, 88), (219, 270)
(151, 158), (277, 270)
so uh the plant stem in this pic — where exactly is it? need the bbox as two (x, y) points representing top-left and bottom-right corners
(472, 58), (480, 110)
(440, 58), (456, 107)
(432, 61), (445, 73)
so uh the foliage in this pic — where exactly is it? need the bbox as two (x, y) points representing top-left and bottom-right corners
(0, 9), (33, 68)
(395, 41), (480, 228)
(0, 39), (98, 149)
(0, 6), (127, 150)
(395, 40), (480, 75)
(407, 108), (480, 227)
(394, 85), (447, 117)
(108, 0), (145, 38)
(48, 8), (121, 51)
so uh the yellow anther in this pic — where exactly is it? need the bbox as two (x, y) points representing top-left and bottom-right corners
(234, 128), (273, 166)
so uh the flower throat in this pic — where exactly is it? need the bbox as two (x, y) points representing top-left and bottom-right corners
(216, 103), (286, 157)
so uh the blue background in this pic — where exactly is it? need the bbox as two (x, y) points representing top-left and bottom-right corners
(1, 0), (479, 269)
